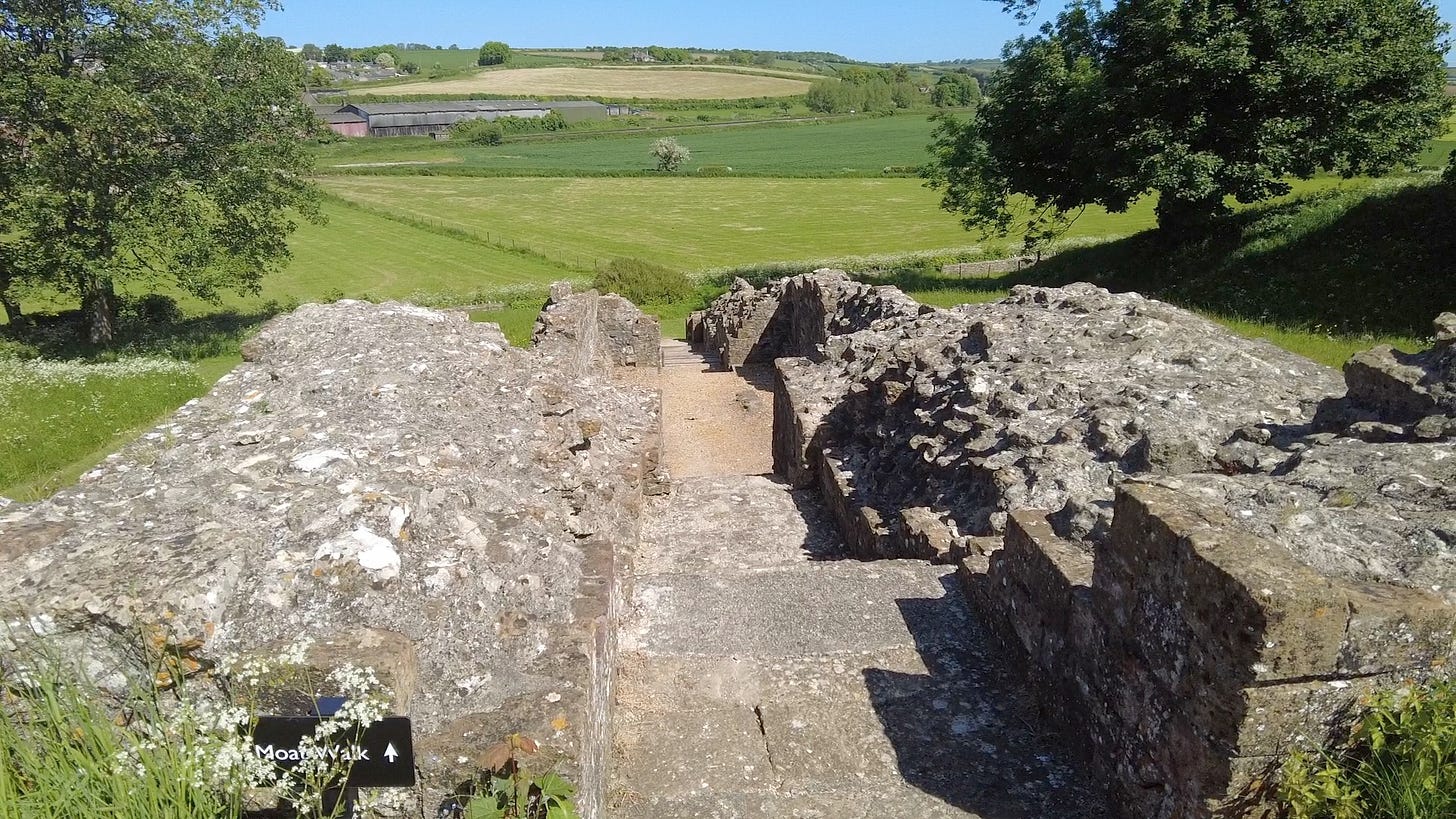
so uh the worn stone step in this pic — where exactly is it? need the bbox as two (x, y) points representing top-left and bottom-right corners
(612, 473), (1109, 818)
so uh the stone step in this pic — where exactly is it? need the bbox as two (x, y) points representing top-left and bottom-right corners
(659, 339), (718, 360)
(610, 475), (1108, 818)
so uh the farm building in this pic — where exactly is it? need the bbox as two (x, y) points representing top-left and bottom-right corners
(543, 100), (610, 124)
(343, 100), (550, 137)
(310, 104), (367, 137)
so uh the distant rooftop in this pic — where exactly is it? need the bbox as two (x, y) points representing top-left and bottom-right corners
(346, 100), (547, 115)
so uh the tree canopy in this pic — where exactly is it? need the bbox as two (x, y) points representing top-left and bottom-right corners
(926, 0), (1454, 243)
(0, 0), (320, 342)
(477, 40), (510, 66)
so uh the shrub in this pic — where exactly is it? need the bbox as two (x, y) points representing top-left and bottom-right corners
(1279, 679), (1456, 819)
(696, 164), (732, 176)
(649, 137), (691, 172)
(123, 294), (184, 326)
(593, 257), (694, 305)
(450, 119), (504, 145)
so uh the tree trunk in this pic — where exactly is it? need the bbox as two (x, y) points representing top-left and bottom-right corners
(82, 275), (117, 345)
(0, 268), (20, 323)
(1154, 191), (1224, 238)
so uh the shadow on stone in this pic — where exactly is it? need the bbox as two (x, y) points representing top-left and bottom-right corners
(784, 479), (854, 561)
(863, 575), (1111, 819)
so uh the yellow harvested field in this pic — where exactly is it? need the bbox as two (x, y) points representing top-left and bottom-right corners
(367, 67), (814, 99)
(520, 50), (604, 60)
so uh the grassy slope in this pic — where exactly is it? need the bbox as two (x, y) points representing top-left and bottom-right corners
(0, 355), (237, 499)
(0, 197), (577, 321)
(1014, 179), (1454, 342)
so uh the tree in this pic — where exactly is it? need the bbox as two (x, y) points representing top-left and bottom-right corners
(322, 42), (348, 62)
(805, 79), (843, 113)
(650, 137), (690, 172)
(372, 51), (395, 69)
(891, 80), (924, 109)
(477, 40), (510, 66)
(450, 119), (503, 145)
(0, 0), (321, 343)
(928, 0), (1454, 242)
(930, 71), (980, 107)
(400, 60), (419, 75)
(299, 42), (322, 61)
(306, 64), (334, 87)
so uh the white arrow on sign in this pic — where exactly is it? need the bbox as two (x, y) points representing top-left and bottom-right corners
(384, 742), (399, 763)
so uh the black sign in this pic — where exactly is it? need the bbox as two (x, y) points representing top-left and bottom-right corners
(250, 716), (415, 788)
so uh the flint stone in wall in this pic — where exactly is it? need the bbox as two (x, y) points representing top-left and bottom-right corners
(0, 300), (659, 813)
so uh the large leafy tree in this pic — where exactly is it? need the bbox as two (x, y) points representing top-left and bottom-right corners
(477, 40), (510, 66)
(926, 0), (1453, 243)
(0, 0), (319, 343)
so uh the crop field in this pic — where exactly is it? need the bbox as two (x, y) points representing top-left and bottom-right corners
(364, 66), (814, 98)
(520, 50), (606, 60)
(316, 116), (942, 175)
(319, 175), (1163, 272)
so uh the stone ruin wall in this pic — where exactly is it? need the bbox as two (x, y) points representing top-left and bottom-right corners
(0, 290), (664, 818)
(692, 271), (1456, 818)
(1, 273), (1450, 819)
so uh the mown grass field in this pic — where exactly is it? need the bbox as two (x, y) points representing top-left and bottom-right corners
(364, 66), (814, 98)
(1415, 113), (1456, 168)
(318, 175), (1162, 272)
(316, 115), (942, 175)
(315, 172), (1377, 275)
(394, 47), (483, 70)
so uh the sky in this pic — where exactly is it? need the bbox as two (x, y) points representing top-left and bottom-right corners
(259, 1), (1456, 64)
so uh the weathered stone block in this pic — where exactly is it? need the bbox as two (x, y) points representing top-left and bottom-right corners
(817, 448), (893, 560)
(1099, 483), (1350, 686)
(896, 506), (958, 562)
(1000, 510), (1094, 635)
(771, 357), (823, 488)
(1338, 581), (1455, 675)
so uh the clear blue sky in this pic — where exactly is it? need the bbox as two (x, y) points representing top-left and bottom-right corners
(258, 1), (1456, 64)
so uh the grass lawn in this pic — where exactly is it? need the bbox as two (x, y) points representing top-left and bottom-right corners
(363, 66), (814, 99)
(315, 115), (942, 175)
(318, 175), (1162, 272)
(0, 354), (238, 500)
(0, 197), (578, 322)
(394, 48), (481, 70)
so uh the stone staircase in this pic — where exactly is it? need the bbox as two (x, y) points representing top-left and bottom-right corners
(660, 337), (721, 370)
(608, 474), (1109, 819)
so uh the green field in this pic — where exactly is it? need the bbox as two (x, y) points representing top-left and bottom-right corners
(316, 171), (1377, 275)
(316, 115), (941, 175)
(394, 47), (482, 70)
(318, 175), (1162, 272)
(0, 197), (577, 320)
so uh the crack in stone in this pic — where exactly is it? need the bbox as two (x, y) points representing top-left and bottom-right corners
(752, 703), (780, 783)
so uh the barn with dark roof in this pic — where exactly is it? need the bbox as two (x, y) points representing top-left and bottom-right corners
(342, 100), (550, 137)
